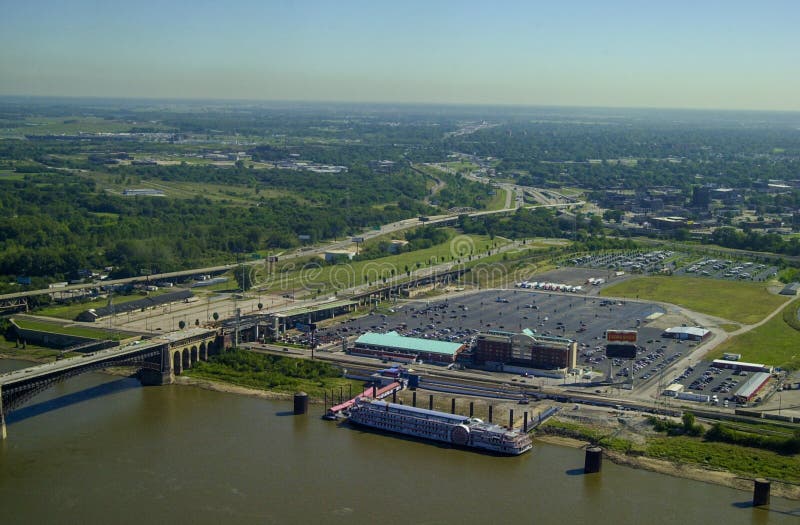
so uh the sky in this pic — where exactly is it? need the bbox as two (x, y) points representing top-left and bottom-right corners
(1, 0), (798, 111)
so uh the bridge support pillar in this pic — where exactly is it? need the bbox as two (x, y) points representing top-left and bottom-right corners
(1, 387), (6, 440)
(139, 368), (172, 386)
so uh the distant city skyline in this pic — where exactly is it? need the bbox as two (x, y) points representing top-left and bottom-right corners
(1, 0), (798, 111)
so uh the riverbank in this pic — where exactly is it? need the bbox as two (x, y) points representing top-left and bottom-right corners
(536, 430), (800, 500)
(174, 375), (298, 402)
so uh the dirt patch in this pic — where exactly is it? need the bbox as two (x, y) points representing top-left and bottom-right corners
(174, 375), (297, 402)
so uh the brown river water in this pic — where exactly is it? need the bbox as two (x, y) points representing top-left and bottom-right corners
(1, 358), (798, 524)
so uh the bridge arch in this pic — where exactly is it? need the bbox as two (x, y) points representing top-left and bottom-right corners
(199, 341), (207, 361)
(190, 346), (198, 365)
(173, 351), (183, 375)
(182, 348), (190, 370)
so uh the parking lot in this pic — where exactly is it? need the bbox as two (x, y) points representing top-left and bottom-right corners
(568, 250), (677, 275)
(313, 288), (701, 390)
(668, 361), (753, 407)
(673, 257), (777, 282)
(566, 249), (777, 284)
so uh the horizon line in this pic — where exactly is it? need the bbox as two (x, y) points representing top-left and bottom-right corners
(1, 93), (799, 115)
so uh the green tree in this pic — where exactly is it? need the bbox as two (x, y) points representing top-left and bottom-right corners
(234, 265), (254, 291)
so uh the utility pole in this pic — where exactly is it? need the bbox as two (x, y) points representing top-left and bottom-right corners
(235, 307), (241, 348)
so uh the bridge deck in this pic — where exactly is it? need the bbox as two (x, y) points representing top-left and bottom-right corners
(0, 328), (214, 388)
(0, 340), (163, 387)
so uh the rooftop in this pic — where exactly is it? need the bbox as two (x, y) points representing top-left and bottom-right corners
(355, 331), (464, 356)
(663, 326), (710, 337)
(735, 372), (771, 399)
(273, 299), (357, 318)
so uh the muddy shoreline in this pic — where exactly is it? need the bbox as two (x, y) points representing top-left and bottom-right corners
(535, 434), (800, 500)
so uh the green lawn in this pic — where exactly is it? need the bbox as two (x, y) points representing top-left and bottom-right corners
(600, 276), (788, 324)
(646, 435), (800, 483)
(0, 339), (68, 360)
(13, 318), (124, 340)
(708, 301), (800, 370)
(486, 188), (509, 210)
(255, 233), (506, 294)
(0, 116), (156, 137)
(443, 161), (479, 173)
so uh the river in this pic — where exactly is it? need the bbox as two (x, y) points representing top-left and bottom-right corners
(1, 358), (797, 524)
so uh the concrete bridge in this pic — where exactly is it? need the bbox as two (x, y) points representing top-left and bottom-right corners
(0, 328), (218, 439)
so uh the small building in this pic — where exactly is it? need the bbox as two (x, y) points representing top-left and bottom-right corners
(122, 188), (165, 197)
(324, 250), (356, 263)
(779, 283), (800, 296)
(661, 326), (710, 341)
(662, 383), (685, 397)
(352, 331), (464, 364)
(733, 372), (771, 403)
(650, 216), (690, 230)
(387, 239), (409, 254)
(711, 359), (773, 374)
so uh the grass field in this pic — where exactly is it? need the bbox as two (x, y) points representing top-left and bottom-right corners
(485, 188), (509, 210)
(708, 300), (800, 370)
(255, 233), (505, 294)
(600, 276), (788, 324)
(442, 161), (479, 173)
(646, 435), (800, 483)
(0, 116), (162, 138)
(0, 339), (67, 361)
(13, 318), (124, 340)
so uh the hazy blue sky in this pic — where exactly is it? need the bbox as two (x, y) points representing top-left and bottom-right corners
(1, 0), (798, 110)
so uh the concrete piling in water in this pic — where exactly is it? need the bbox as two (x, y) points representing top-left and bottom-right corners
(0, 388), (5, 440)
(429, 394), (433, 410)
(412, 392), (417, 407)
(293, 392), (309, 415)
(584, 447), (603, 474)
(372, 385), (377, 399)
(392, 390), (397, 403)
(753, 478), (771, 507)
(451, 398), (456, 414)
(523, 412), (528, 432)
(469, 402), (474, 417)
(488, 405), (493, 423)
(509, 409), (514, 429)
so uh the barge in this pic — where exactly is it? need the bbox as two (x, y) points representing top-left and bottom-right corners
(346, 398), (532, 455)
